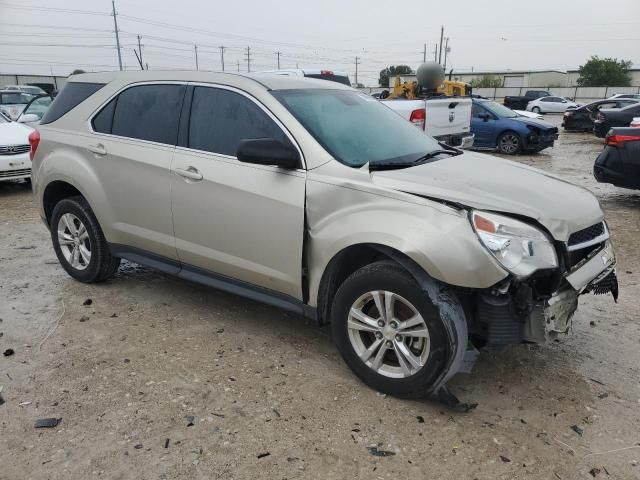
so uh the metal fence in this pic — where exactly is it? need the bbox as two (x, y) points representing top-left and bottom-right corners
(0, 74), (68, 89)
(473, 86), (640, 104)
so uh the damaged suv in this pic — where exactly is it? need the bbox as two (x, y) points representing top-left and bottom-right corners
(31, 72), (617, 401)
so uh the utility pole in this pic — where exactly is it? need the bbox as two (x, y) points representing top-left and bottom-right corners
(276, 51), (281, 69)
(194, 45), (199, 70)
(111, 0), (123, 71)
(423, 43), (427, 62)
(438, 25), (444, 64)
(137, 35), (143, 69)
(219, 46), (226, 71)
(443, 37), (450, 71)
(245, 46), (251, 72)
(354, 56), (361, 86)
(433, 44), (438, 62)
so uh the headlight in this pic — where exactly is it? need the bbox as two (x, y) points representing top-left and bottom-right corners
(471, 211), (558, 278)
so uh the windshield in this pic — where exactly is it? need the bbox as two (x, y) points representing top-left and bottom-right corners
(273, 89), (441, 168)
(0, 92), (34, 105)
(482, 101), (517, 118)
(21, 95), (52, 120)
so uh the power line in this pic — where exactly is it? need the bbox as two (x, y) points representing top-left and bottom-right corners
(0, 2), (109, 16)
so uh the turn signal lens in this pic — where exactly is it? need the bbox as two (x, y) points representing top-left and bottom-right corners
(472, 213), (497, 233)
(28, 129), (40, 161)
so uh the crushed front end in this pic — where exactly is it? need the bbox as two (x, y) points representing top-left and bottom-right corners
(464, 216), (617, 350)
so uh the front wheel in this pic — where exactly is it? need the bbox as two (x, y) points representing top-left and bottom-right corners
(497, 131), (522, 155)
(331, 262), (451, 398)
(50, 196), (120, 283)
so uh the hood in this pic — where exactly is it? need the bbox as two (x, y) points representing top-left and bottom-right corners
(371, 151), (602, 241)
(0, 121), (32, 144)
(510, 116), (556, 130)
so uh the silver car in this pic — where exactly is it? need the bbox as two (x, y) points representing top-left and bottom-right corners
(31, 72), (617, 401)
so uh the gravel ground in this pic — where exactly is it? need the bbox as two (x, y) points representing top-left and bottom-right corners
(1, 115), (639, 479)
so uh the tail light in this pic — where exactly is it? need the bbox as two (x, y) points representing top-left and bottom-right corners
(28, 129), (40, 161)
(409, 109), (426, 130)
(605, 133), (640, 147)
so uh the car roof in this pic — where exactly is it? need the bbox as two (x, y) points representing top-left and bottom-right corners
(68, 70), (353, 92)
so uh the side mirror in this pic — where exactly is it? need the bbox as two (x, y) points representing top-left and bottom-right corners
(18, 113), (40, 123)
(237, 138), (300, 169)
(479, 112), (491, 122)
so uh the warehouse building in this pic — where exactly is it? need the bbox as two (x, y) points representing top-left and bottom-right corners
(449, 70), (567, 88)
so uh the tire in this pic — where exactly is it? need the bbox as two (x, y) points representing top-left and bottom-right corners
(497, 131), (522, 155)
(50, 196), (120, 283)
(331, 261), (451, 398)
(532, 106), (541, 113)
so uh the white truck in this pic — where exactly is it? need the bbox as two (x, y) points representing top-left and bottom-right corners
(381, 96), (474, 148)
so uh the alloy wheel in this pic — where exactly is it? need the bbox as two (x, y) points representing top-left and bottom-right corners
(347, 290), (430, 378)
(57, 213), (91, 270)
(499, 133), (520, 154)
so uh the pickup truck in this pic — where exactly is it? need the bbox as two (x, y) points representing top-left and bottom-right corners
(503, 90), (551, 111)
(381, 96), (474, 148)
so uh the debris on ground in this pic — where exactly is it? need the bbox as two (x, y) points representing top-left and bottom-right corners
(82, 299), (93, 306)
(257, 452), (270, 459)
(589, 467), (601, 477)
(134, 444), (143, 449)
(34, 418), (62, 428)
(500, 455), (511, 463)
(79, 316), (89, 322)
(3, 348), (15, 357)
(0, 386), (4, 406)
(570, 425), (583, 436)
(598, 392), (609, 399)
(164, 438), (170, 448)
(185, 415), (195, 427)
(367, 445), (396, 457)
(416, 415), (425, 423)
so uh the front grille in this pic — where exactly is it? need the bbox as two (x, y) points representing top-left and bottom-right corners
(568, 222), (605, 247)
(0, 144), (30, 155)
(0, 168), (31, 178)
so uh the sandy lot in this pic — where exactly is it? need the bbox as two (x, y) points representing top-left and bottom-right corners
(1, 116), (639, 479)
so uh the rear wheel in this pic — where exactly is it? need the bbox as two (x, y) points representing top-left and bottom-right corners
(331, 262), (451, 398)
(497, 131), (522, 155)
(50, 196), (120, 283)
(532, 106), (541, 113)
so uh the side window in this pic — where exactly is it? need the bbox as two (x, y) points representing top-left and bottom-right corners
(92, 98), (116, 133)
(188, 86), (291, 156)
(108, 84), (185, 144)
(471, 103), (484, 117)
(540, 97), (551, 102)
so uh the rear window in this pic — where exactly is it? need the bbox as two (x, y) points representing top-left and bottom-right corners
(40, 82), (104, 124)
(304, 74), (351, 86)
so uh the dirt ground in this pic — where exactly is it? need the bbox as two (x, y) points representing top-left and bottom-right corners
(1, 116), (639, 480)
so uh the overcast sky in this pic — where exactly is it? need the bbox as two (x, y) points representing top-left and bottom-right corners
(1, 0), (639, 86)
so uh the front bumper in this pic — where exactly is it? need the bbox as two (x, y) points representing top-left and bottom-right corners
(0, 152), (31, 181)
(525, 131), (558, 150)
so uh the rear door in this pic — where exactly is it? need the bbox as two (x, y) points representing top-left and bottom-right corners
(170, 84), (306, 298)
(89, 82), (185, 260)
(470, 102), (494, 146)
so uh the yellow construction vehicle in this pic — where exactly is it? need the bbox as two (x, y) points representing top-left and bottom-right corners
(382, 63), (472, 99)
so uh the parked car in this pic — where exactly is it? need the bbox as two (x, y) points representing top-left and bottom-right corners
(593, 127), (640, 190)
(526, 96), (578, 114)
(259, 68), (351, 86)
(2, 84), (47, 96)
(594, 102), (640, 138)
(0, 90), (35, 120)
(563, 98), (639, 132)
(15, 94), (53, 127)
(608, 93), (640, 100)
(0, 110), (32, 182)
(471, 99), (558, 154)
(32, 72), (617, 400)
(503, 90), (551, 110)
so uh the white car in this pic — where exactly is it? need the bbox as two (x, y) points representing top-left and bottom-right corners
(608, 93), (640, 100)
(0, 111), (33, 182)
(526, 96), (578, 114)
(514, 109), (543, 120)
(2, 85), (47, 95)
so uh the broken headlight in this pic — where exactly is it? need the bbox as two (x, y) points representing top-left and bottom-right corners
(471, 211), (558, 278)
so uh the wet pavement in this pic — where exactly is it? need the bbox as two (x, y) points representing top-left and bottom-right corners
(1, 115), (639, 479)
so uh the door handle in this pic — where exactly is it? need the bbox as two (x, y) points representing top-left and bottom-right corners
(87, 143), (107, 155)
(175, 166), (203, 181)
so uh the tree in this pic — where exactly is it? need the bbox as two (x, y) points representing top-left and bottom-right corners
(379, 65), (414, 87)
(577, 56), (632, 87)
(470, 74), (502, 88)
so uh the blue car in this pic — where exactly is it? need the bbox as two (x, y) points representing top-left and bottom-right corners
(471, 99), (558, 155)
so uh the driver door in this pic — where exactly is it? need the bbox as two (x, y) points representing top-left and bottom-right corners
(170, 85), (306, 299)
